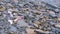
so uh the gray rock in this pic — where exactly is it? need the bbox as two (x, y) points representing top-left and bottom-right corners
(55, 9), (60, 13)
(17, 19), (29, 27)
(5, 0), (11, 3)
(49, 11), (57, 18)
(9, 26), (17, 32)
(42, 0), (60, 7)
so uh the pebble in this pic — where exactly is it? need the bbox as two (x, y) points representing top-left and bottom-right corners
(18, 4), (24, 7)
(7, 3), (14, 9)
(0, 0), (60, 34)
(48, 10), (57, 17)
(55, 9), (60, 13)
(32, 10), (41, 14)
(26, 28), (36, 34)
(8, 20), (13, 24)
(57, 18), (60, 21)
(9, 26), (17, 32)
(16, 16), (29, 27)
(34, 20), (40, 25)
(0, 2), (6, 5)
(34, 23), (39, 28)
(17, 19), (29, 27)
(54, 24), (60, 28)
(0, 5), (5, 11)
(5, 0), (11, 2)
(35, 29), (52, 34)
(9, 32), (14, 34)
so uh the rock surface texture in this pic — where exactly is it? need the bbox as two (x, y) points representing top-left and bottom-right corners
(0, 0), (60, 34)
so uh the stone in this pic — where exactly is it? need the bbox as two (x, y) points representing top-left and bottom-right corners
(47, 27), (52, 31)
(55, 9), (60, 13)
(54, 24), (60, 28)
(0, 5), (5, 11)
(35, 29), (52, 34)
(17, 19), (29, 27)
(34, 23), (39, 28)
(7, 3), (14, 9)
(26, 28), (36, 34)
(9, 26), (17, 32)
(9, 32), (14, 34)
(34, 20), (40, 25)
(0, 0), (60, 34)
(57, 18), (60, 21)
(15, 16), (29, 27)
(32, 10), (41, 14)
(5, 0), (11, 2)
(18, 4), (24, 7)
(8, 20), (13, 24)
(48, 10), (57, 17)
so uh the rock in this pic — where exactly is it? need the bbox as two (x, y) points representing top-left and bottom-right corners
(0, 5), (5, 11)
(34, 20), (40, 25)
(32, 10), (41, 14)
(16, 16), (29, 27)
(0, 0), (60, 34)
(0, 2), (6, 5)
(54, 24), (60, 28)
(48, 10), (57, 18)
(26, 28), (36, 34)
(17, 19), (29, 27)
(35, 30), (45, 34)
(57, 12), (60, 18)
(35, 29), (52, 34)
(11, 0), (18, 5)
(43, 0), (60, 7)
(7, 3), (14, 9)
(55, 9), (60, 13)
(47, 27), (52, 31)
(13, 16), (24, 23)
(8, 20), (13, 24)
(5, 0), (11, 3)
(9, 26), (17, 32)
(18, 4), (24, 7)
(9, 32), (14, 34)
(34, 23), (39, 28)
(40, 8), (46, 12)
(57, 18), (60, 21)
(40, 1), (46, 8)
